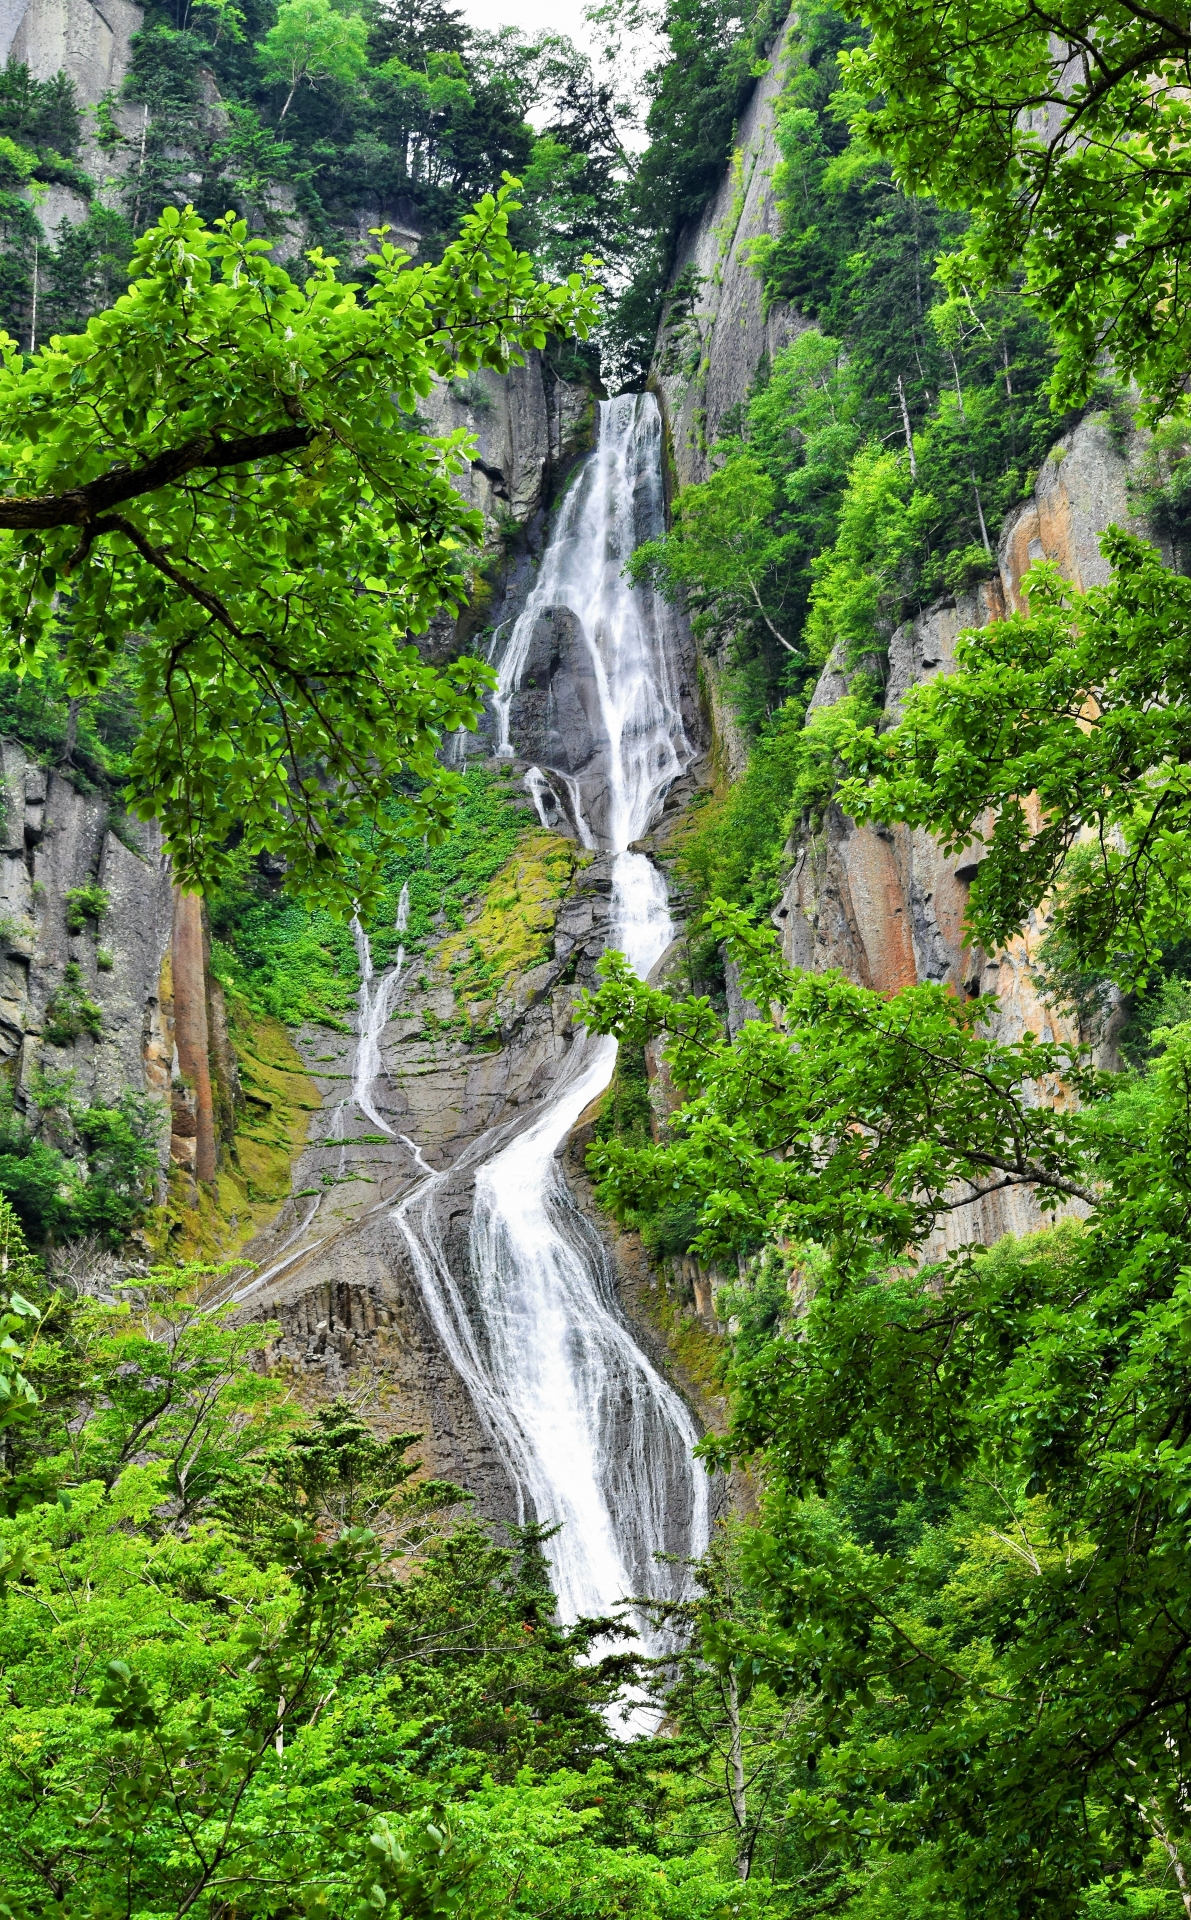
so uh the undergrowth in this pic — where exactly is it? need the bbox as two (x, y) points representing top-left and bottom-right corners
(209, 765), (539, 1028)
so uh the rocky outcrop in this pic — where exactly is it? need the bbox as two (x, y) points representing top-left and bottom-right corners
(773, 409), (1154, 1016)
(169, 890), (216, 1187)
(647, 25), (1165, 1254)
(771, 415), (1152, 1247)
(3, 0), (143, 242)
(0, 740), (292, 1220)
(649, 18), (801, 784)
(0, 742), (173, 1130)
(229, 807), (629, 1518)
(2, 0), (141, 102)
(422, 359), (595, 562)
(653, 16), (803, 493)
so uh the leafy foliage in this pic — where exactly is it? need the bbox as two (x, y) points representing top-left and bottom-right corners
(643, 0), (1069, 748)
(62, 885), (109, 934)
(581, 902), (1099, 1270)
(0, 1274), (776, 1918)
(0, 62), (94, 349)
(0, 193), (595, 914)
(42, 960), (103, 1046)
(0, 1076), (160, 1246)
(580, 811), (1191, 1910)
(599, 0), (787, 380)
(209, 764), (536, 1025)
(839, 530), (1191, 986)
(677, 688), (880, 913)
(260, 0), (370, 121)
(98, 5), (632, 324)
(0, 652), (139, 793)
(839, 0), (1191, 418)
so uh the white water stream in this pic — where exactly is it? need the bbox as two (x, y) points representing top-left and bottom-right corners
(391, 394), (711, 1672)
(351, 881), (409, 1135)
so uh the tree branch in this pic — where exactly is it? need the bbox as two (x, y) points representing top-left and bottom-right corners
(88, 514), (244, 633)
(0, 425), (314, 532)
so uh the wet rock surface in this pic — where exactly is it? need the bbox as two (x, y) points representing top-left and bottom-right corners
(234, 402), (712, 1559)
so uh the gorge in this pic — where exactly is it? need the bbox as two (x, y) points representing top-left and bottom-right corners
(0, 0), (1162, 1611)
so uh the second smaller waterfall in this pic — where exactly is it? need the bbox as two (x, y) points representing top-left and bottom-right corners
(351, 882), (409, 1135)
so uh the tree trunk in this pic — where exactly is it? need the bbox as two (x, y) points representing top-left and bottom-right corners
(726, 1667), (750, 1879)
(896, 373), (917, 481)
(171, 888), (217, 1186)
(60, 697), (81, 767)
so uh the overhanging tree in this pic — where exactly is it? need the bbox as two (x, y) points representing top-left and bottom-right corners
(839, 0), (1191, 417)
(0, 185), (597, 913)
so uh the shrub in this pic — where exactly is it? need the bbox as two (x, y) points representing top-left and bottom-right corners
(64, 885), (110, 934)
(0, 1082), (160, 1245)
(43, 962), (102, 1045)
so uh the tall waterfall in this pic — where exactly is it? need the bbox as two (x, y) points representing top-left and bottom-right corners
(395, 393), (711, 1666)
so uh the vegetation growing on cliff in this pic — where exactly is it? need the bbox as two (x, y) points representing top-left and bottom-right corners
(10, 0), (1191, 1912)
(603, 0), (790, 377)
(841, 0), (1191, 421)
(581, 608), (1191, 1906)
(0, 16), (628, 350)
(578, 0), (1191, 1904)
(207, 764), (541, 1025)
(640, 0), (1074, 742)
(0, 1075), (159, 1247)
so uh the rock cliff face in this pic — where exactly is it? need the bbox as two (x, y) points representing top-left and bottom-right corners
(0, 739), (322, 1248)
(0, 48), (596, 1280)
(422, 362), (595, 570)
(0, 747), (172, 1125)
(2, 0), (142, 242)
(229, 844), (621, 1518)
(228, 716), (715, 1514)
(780, 414), (1155, 1013)
(653, 14), (801, 495)
(649, 12), (800, 786)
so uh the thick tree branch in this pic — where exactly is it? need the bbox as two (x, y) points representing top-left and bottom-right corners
(0, 424), (314, 531)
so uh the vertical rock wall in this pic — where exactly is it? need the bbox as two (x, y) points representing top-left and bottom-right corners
(653, 14), (803, 493)
(0, 741), (174, 1150)
(777, 413), (1157, 1018)
(649, 14), (802, 784)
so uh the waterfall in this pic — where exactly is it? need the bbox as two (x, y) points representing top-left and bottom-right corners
(351, 881), (409, 1135)
(393, 394), (711, 1677)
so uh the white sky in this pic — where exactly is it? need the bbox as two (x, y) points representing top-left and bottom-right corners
(456, 0), (602, 54)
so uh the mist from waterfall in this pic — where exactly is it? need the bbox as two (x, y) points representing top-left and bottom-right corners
(394, 394), (711, 1680)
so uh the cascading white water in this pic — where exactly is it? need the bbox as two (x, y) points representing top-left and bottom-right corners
(492, 391), (689, 852)
(224, 882), (413, 1308)
(394, 394), (711, 1675)
(351, 881), (409, 1135)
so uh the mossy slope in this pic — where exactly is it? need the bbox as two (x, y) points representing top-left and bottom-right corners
(147, 1002), (320, 1264)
